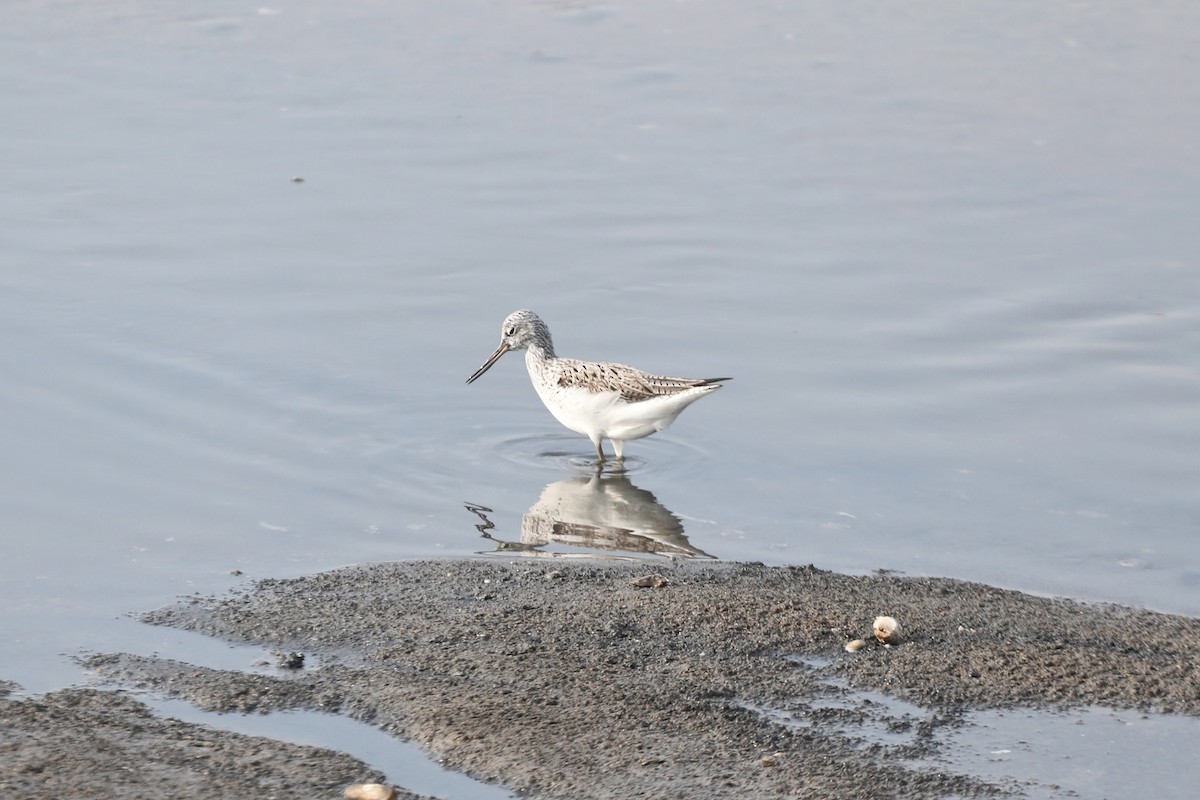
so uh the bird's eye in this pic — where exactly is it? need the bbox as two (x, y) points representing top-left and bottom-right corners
(506, 326), (517, 336)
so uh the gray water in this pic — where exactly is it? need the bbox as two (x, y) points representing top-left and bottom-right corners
(144, 696), (517, 800)
(763, 659), (1200, 799)
(2, 0), (1198, 794)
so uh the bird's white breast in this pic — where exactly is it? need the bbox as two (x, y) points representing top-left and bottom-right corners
(524, 349), (719, 444)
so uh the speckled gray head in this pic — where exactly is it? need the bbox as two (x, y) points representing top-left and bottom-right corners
(466, 309), (555, 384)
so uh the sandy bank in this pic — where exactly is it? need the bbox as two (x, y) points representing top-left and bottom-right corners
(6, 560), (1199, 798)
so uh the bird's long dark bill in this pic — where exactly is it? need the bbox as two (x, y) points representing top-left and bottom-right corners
(466, 343), (510, 384)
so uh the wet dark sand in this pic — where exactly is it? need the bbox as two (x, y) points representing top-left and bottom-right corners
(6, 560), (1200, 798)
(0, 683), (425, 799)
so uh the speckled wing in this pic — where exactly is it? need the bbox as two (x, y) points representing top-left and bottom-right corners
(555, 359), (730, 402)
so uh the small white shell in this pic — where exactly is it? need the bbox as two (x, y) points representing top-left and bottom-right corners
(844, 639), (868, 653)
(345, 783), (396, 800)
(872, 616), (902, 644)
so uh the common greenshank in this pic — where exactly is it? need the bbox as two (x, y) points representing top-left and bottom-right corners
(467, 310), (729, 464)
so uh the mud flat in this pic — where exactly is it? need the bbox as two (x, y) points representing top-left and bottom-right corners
(7, 560), (1200, 798)
(0, 682), (427, 799)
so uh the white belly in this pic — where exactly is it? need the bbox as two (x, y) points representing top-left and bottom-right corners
(533, 382), (703, 442)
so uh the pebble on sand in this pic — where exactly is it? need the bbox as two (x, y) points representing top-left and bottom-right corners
(872, 616), (903, 644)
(344, 783), (396, 800)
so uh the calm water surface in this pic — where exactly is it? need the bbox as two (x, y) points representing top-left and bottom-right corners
(1, 0), (1198, 787)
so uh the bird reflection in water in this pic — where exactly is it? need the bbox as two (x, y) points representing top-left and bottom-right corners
(465, 471), (715, 560)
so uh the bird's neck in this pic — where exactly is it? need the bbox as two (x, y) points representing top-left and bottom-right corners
(524, 341), (555, 369)
(524, 329), (556, 362)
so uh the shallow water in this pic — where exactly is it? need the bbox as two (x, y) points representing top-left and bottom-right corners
(763, 660), (1200, 799)
(144, 697), (518, 800)
(1, 0), (1198, 792)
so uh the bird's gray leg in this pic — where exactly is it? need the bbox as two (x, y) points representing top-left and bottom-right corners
(591, 435), (606, 465)
(612, 439), (625, 461)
